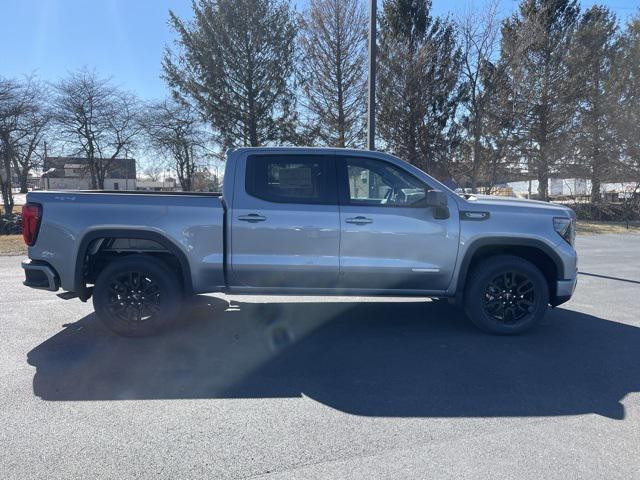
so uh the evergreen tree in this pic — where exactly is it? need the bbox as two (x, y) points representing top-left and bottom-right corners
(501, 0), (579, 200)
(480, 59), (523, 193)
(377, 0), (463, 175)
(615, 15), (640, 188)
(298, 0), (368, 148)
(163, 0), (298, 148)
(568, 6), (620, 203)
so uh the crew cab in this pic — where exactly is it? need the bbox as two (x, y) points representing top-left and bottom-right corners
(21, 147), (578, 336)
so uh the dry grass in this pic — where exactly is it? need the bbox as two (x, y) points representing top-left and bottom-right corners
(0, 235), (26, 256)
(577, 221), (640, 235)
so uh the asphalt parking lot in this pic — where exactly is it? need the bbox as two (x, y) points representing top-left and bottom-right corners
(1, 234), (639, 479)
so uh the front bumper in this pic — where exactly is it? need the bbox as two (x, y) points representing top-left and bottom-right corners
(22, 259), (60, 292)
(551, 237), (578, 307)
(553, 276), (577, 306)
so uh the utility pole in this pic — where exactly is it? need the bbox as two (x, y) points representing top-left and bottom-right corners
(367, 0), (377, 151)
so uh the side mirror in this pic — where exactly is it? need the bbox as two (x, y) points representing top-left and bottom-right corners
(426, 190), (450, 219)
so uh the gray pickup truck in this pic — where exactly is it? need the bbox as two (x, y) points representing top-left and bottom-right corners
(21, 147), (577, 336)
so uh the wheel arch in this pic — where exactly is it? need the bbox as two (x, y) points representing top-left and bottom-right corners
(455, 238), (565, 302)
(74, 229), (193, 296)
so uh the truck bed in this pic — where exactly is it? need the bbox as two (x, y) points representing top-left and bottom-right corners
(26, 190), (226, 294)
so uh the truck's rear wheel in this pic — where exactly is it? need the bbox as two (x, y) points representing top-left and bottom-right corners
(464, 255), (549, 335)
(93, 254), (182, 337)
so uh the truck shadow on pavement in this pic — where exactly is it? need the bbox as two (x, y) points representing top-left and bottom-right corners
(27, 297), (639, 419)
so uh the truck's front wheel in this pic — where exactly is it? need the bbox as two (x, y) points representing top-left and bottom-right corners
(464, 255), (549, 335)
(93, 254), (182, 337)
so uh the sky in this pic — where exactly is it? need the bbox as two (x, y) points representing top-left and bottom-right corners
(1, 0), (638, 101)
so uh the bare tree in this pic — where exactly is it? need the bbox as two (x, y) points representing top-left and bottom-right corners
(298, 0), (368, 147)
(142, 162), (164, 182)
(11, 80), (51, 193)
(0, 77), (43, 216)
(52, 69), (141, 189)
(142, 100), (209, 191)
(456, 0), (502, 192)
(0, 79), (19, 216)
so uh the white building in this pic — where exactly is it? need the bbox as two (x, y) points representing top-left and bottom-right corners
(505, 178), (635, 199)
(136, 178), (178, 191)
(41, 157), (136, 190)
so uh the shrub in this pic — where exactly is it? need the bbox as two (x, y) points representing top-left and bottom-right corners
(567, 202), (640, 222)
(0, 213), (22, 235)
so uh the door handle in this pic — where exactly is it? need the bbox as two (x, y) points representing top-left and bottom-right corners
(238, 213), (267, 223)
(345, 216), (373, 225)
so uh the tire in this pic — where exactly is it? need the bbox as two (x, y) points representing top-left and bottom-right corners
(464, 254), (549, 335)
(93, 254), (183, 337)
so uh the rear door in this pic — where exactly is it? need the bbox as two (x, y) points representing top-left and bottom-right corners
(337, 156), (460, 291)
(229, 153), (340, 288)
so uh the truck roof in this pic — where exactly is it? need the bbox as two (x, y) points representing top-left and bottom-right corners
(226, 146), (399, 160)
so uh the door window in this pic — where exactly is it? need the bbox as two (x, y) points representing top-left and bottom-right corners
(246, 154), (336, 204)
(341, 157), (428, 207)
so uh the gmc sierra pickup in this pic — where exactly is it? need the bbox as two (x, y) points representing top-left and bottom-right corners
(21, 147), (577, 336)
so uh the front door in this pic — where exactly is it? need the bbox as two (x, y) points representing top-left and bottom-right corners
(337, 156), (459, 291)
(230, 153), (340, 288)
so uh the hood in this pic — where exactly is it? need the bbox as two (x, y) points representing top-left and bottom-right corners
(463, 194), (574, 215)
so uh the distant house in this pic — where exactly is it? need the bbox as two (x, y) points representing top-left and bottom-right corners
(41, 157), (136, 190)
(136, 178), (178, 192)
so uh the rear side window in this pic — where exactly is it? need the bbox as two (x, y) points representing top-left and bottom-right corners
(246, 154), (336, 204)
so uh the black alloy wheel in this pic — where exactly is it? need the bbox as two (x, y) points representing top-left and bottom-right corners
(464, 254), (549, 335)
(106, 270), (163, 326)
(482, 271), (536, 325)
(93, 254), (182, 336)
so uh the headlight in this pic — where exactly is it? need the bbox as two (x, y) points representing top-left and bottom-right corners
(554, 216), (575, 246)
